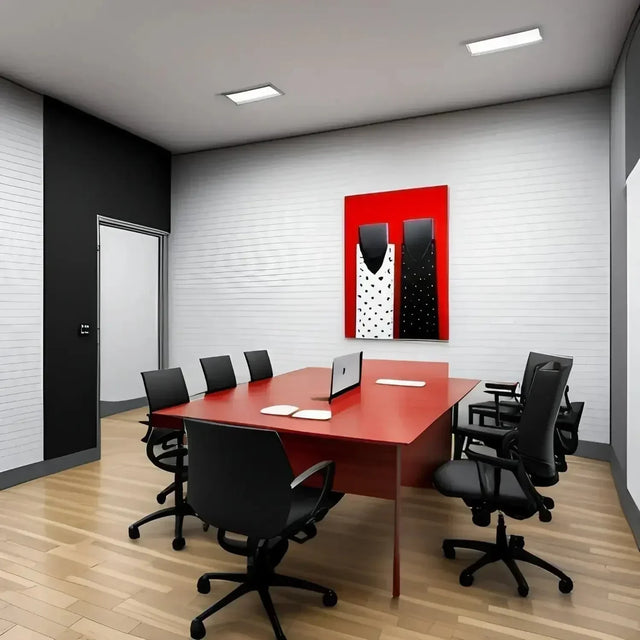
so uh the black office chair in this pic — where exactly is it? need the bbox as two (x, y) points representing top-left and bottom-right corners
(452, 352), (584, 462)
(244, 349), (273, 382)
(434, 362), (573, 597)
(128, 368), (199, 550)
(184, 419), (343, 640)
(467, 352), (573, 427)
(200, 355), (237, 394)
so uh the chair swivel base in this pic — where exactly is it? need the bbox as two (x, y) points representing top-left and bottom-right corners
(191, 551), (337, 640)
(442, 513), (573, 597)
(128, 503), (201, 551)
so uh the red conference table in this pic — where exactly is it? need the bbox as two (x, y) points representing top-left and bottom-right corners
(152, 359), (479, 597)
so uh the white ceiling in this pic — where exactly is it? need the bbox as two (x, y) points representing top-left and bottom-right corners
(0, 0), (637, 153)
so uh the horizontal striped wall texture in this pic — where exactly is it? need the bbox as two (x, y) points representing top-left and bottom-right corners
(0, 78), (43, 471)
(170, 90), (610, 444)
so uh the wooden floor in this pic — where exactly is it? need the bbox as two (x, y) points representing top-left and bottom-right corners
(0, 409), (638, 640)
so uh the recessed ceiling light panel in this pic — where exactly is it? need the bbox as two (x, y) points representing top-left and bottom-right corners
(466, 28), (542, 56)
(223, 84), (283, 105)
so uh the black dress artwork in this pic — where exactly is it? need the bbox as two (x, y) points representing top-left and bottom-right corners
(399, 218), (439, 339)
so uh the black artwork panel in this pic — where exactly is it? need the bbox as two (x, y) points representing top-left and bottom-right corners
(627, 18), (640, 178)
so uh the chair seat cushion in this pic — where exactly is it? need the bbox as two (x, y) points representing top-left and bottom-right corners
(286, 485), (343, 529)
(433, 460), (535, 519)
(434, 460), (482, 501)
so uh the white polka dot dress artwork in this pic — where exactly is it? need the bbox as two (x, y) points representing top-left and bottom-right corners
(355, 243), (395, 339)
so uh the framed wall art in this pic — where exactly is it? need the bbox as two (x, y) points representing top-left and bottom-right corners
(344, 185), (448, 340)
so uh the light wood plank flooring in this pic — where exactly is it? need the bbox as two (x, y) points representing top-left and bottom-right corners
(0, 408), (638, 640)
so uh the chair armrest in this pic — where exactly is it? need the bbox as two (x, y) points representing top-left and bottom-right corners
(455, 425), (515, 459)
(464, 447), (519, 472)
(454, 424), (511, 439)
(290, 460), (335, 524)
(485, 381), (519, 392)
(482, 389), (522, 400)
(291, 460), (334, 489)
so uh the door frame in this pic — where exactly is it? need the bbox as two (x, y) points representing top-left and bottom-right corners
(96, 216), (169, 445)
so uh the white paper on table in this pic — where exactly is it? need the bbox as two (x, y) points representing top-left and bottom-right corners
(291, 409), (332, 421)
(375, 378), (426, 387)
(260, 405), (299, 416)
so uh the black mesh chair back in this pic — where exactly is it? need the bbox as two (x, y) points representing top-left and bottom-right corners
(517, 361), (571, 486)
(141, 367), (190, 412)
(185, 419), (294, 539)
(244, 350), (273, 382)
(520, 352), (573, 404)
(200, 355), (237, 394)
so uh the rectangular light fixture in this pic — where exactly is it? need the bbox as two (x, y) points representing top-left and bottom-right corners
(223, 84), (283, 105)
(466, 28), (542, 56)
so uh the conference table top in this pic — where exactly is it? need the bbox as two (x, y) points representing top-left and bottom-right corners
(153, 359), (479, 446)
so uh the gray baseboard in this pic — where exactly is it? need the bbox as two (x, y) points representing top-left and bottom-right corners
(564, 441), (639, 548)
(574, 440), (611, 461)
(610, 451), (640, 549)
(100, 397), (147, 417)
(0, 447), (100, 491)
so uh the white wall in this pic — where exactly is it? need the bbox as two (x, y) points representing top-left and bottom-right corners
(0, 78), (43, 471)
(170, 90), (610, 443)
(627, 160), (640, 508)
(99, 225), (159, 402)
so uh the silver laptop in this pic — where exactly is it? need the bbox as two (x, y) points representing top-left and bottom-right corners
(329, 352), (363, 402)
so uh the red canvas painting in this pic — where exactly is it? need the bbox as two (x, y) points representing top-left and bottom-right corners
(344, 185), (448, 340)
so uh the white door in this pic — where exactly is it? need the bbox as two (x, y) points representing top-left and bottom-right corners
(627, 161), (640, 511)
(99, 225), (160, 407)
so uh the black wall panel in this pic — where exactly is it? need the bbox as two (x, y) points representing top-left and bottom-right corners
(43, 98), (170, 459)
(626, 19), (640, 177)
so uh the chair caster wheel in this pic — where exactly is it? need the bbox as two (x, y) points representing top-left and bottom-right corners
(197, 576), (211, 594)
(172, 537), (185, 551)
(518, 585), (529, 597)
(190, 618), (206, 640)
(128, 525), (140, 540)
(459, 571), (474, 587)
(442, 543), (455, 559)
(322, 590), (338, 607)
(539, 510), (552, 523)
(202, 522), (210, 532)
(542, 497), (555, 510)
(156, 493), (166, 505)
(559, 578), (573, 594)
